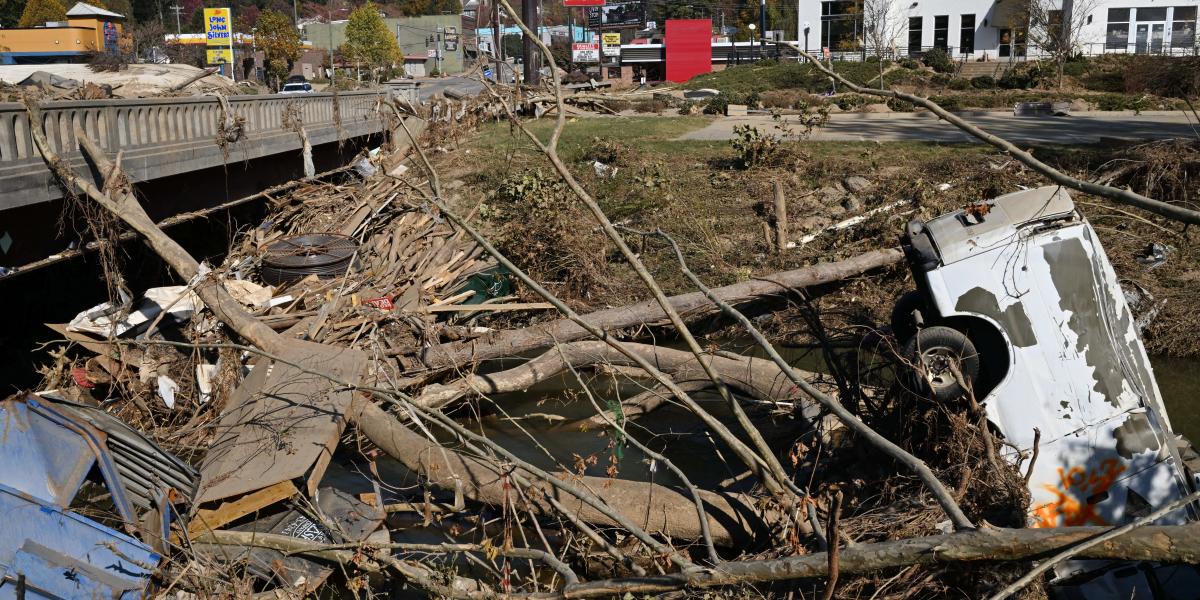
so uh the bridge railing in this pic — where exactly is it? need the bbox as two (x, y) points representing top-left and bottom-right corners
(0, 90), (387, 164)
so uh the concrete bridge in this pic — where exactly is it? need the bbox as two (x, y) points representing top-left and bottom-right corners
(0, 90), (389, 267)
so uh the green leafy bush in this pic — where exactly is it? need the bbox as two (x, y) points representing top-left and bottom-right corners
(970, 75), (997, 89)
(900, 58), (921, 69)
(834, 93), (871, 111)
(998, 62), (1046, 89)
(928, 95), (963, 111)
(922, 47), (955, 74)
(704, 96), (729, 115)
(730, 124), (779, 169)
(948, 77), (971, 91)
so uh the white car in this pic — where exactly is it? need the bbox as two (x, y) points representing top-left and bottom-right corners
(280, 82), (314, 94)
(895, 186), (1199, 595)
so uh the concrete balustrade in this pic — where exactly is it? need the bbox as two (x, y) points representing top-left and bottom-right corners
(0, 90), (388, 211)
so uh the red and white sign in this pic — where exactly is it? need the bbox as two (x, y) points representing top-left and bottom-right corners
(572, 42), (601, 62)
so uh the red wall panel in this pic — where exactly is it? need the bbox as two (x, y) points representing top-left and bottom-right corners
(665, 19), (712, 83)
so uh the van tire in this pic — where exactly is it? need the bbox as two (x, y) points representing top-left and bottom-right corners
(890, 291), (926, 342)
(903, 326), (980, 401)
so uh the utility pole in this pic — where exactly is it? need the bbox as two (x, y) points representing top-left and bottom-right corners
(759, 0), (766, 58)
(292, 0), (299, 30)
(493, 0), (502, 74)
(169, 3), (182, 34)
(328, 2), (336, 87)
(521, 0), (538, 84)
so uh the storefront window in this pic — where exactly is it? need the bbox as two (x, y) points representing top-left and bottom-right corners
(821, 0), (863, 51)
(908, 16), (922, 53)
(1107, 8), (1130, 49)
(1173, 6), (1197, 48)
(960, 14), (975, 53)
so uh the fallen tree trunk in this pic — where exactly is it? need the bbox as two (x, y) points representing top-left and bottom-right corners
(348, 398), (786, 546)
(411, 249), (903, 371)
(414, 340), (822, 420)
(557, 522), (1200, 598)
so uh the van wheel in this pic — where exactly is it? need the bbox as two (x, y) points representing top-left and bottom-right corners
(890, 291), (926, 342)
(903, 326), (980, 401)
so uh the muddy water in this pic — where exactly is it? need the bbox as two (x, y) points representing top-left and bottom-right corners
(467, 351), (1200, 481)
(1154, 356), (1200, 442)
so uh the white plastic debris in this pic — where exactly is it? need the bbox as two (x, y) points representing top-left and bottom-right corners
(936, 183), (952, 191)
(68, 286), (201, 338)
(156, 375), (179, 409)
(224, 279), (274, 308)
(354, 157), (378, 178)
(196, 363), (218, 404)
(592, 161), (616, 178)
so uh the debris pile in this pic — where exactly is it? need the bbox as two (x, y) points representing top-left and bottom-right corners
(8, 73), (1200, 600)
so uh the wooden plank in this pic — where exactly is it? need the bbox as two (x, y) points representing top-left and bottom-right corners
(186, 480), (299, 537)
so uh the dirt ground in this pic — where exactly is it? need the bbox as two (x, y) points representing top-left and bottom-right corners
(430, 115), (1200, 358)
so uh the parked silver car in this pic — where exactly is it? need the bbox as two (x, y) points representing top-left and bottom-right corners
(896, 186), (1199, 594)
(280, 82), (314, 94)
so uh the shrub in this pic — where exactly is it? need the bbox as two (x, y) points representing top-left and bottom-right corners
(1124, 56), (1200, 98)
(1061, 59), (1088, 78)
(929, 95), (963, 111)
(998, 62), (1047, 89)
(730, 124), (779, 169)
(931, 72), (953, 87)
(922, 47), (955, 74)
(487, 169), (606, 295)
(704, 96), (729, 115)
(1093, 93), (1125, 111)
(900, 58), (921, 70)
(948, 77), (971, 91)
(760, 89), (820, 109)
(834, 93), (870, 111)
(970, 75), (997, 89)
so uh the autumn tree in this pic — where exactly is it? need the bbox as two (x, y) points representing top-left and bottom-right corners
(342, 2), (402, 82)
(18, 0), (67, 27)
(256, 9), (302, 90)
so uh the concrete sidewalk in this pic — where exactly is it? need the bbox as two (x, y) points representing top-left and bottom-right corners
(680, 111), (1200, 144)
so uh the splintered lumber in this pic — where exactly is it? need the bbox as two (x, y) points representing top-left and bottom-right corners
(413, 248), (903, 370)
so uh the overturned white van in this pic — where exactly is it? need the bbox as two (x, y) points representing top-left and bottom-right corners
(895, 186), (1199, 593)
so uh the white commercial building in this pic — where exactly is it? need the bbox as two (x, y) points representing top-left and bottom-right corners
(794, 0), (1199, 59)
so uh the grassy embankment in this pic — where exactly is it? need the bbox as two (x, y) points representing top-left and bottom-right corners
(677, 55), (1195, 112)
(431, 116), (1200, 357)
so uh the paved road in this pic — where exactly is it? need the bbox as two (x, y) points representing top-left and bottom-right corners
(680, 111), (1200, 144)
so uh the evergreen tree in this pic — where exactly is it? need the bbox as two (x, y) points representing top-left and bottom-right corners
(0, 0), (24, 28)
(342, 2), (402, 80)
(18, 0), (68, 27)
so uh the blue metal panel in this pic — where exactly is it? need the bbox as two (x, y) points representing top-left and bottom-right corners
(0, 484), (160, 599)
(0, 399), (94, 507)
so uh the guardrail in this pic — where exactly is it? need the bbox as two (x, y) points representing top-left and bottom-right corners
(0, 90), (385, 164)
(0, 90), (388, 212)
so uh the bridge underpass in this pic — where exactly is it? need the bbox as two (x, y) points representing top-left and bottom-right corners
(0, 90), (389, 270)
(0, 90), (398, 388)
